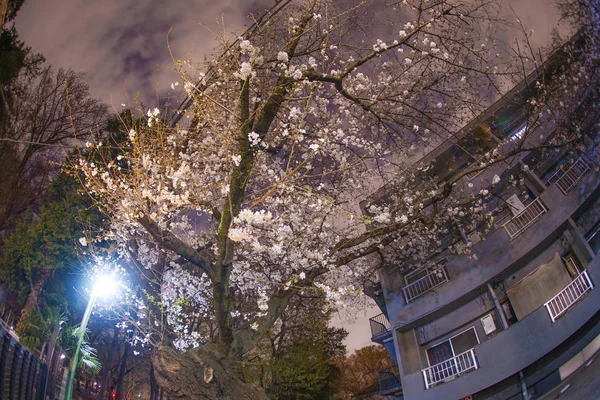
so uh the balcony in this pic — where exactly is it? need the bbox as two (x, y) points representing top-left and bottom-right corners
(551, 157), (590, 194)
(502, 198), (547, 240)
(401, 256), (600, 400)
(369, 313), (391, 339)
(422, 349), (478, 389)
(378, 365), (402, 394)
(402, 267), (450, 304)
(544, 270), (594, 323)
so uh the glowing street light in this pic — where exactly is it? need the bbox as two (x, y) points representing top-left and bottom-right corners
(65, 273), (117, 400)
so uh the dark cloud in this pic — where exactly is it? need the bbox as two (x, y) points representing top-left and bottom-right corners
(16, 0), (562, 109)
(16, 0), (272, 106)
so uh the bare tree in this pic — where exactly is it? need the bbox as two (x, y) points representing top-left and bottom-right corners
(0, 66), (107, 233)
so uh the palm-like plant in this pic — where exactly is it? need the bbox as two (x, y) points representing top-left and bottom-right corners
(60, 324), (102, 374)
(17, 306), (65, 354)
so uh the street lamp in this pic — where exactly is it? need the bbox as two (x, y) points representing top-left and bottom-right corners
(65, 273), (117, 400)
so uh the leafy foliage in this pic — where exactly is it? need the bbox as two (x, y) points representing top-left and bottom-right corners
(0, 172), (97, 297)
(269, 338), (338, 400)
(2, 0), (25, 24)
(61, 323), (102, 374)
(265, 295), (346, 400)
(333, 345), (394, 399)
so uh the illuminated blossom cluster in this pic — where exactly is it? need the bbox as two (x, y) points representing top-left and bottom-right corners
(73, 0), (599, 362)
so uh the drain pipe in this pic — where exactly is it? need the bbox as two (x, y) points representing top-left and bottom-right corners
(487, 283), (509, 330)
(487, 283), (529, 400)
(519, 371), (530, 400)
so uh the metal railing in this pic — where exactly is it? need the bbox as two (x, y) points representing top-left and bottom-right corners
(369, 313), (391, 338)
(402, 267), (449, 303)
(555, 157), (590, 194)
(378, 365), (402, 393)
(544, 270), (593, 323)
(544, 168), (565, 186)
(0, 323), (47, 400)
(422, 349), (478, 389)
(465, 161), (485, 181)
(502, 198), (547, 240)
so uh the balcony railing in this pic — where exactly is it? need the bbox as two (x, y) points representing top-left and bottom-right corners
(369, 313), (391, 338)
(422, 349), (478, 389)
(378, 365), (402, 394)
(502, 198), (547, 240)
(402, 267), (449, 303)
(544, 270), (593, 323)
(554, 157), (590, 194)
(465, 161), (485, 181)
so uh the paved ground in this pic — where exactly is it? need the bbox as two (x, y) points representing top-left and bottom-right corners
(538, 352), (600, 400)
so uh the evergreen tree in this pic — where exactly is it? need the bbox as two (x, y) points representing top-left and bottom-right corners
(264, 294), (347, 400)
(0, 170), (102, 333)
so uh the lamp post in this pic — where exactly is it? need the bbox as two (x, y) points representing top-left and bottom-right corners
(65, 274), (116, 400)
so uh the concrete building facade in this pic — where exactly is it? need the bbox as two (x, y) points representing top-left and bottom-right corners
(364, 36), (600, 400)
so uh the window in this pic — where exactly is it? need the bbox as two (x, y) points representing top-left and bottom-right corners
(427, 340), (453, 366)
(426, 327), (480, 367)
(508, 124), (527, 142)
(404, 268), (430, 285)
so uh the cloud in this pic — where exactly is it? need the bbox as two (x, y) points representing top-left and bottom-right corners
(16, 0), (273, 107)
(16, 0), (565, 113)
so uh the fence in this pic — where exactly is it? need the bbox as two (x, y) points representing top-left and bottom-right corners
(378, 365), (402, 394)
(0, 324), (47, 400)
(554, 157), (590, 194)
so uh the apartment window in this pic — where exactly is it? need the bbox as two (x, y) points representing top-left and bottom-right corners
(426, 327), (480, 367)
(404, 268), (430, 285)
(508, 124), (527, 143)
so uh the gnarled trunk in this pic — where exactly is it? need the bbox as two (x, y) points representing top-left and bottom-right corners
(16, 267), (52, 332)
(152, 345), (267, 400)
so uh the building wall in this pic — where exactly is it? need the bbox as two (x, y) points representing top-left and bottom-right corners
(400, 254), (600, 400)
(367, 33), (599, 398)
(383, 168), (600, 333)
(380, 153), (600, 399)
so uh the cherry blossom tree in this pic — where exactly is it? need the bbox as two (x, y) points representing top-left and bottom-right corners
(73, 0), (599, 398)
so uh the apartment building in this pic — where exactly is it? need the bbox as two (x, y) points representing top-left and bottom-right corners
(364, 35), (600, 400)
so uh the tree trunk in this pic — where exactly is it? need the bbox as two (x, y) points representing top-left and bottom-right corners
(101, 325), (120, 399)
(115, 339), (131, 400)
(152, 345), (268, 400)
(150, 363), (160, 400)
(16, 267), (52, 332)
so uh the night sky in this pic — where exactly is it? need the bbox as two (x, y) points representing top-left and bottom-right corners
(15, 0), (273, 106)
(14, 0), (565, 352)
